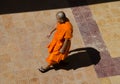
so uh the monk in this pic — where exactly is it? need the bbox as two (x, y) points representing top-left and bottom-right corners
(39, 11), (73, 73)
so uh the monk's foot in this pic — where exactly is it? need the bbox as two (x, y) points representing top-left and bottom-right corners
(39, 66), (50, 73)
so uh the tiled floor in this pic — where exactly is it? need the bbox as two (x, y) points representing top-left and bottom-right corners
(0, 1), (120, 84)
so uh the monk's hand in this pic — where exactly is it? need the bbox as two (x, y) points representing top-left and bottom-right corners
(47, 33), (51, 38)
(60, 49), (65, 54)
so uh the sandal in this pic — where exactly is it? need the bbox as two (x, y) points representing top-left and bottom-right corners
(38, 66), (49, 73)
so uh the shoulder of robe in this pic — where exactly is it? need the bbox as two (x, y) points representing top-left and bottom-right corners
(65, 22), (73, 30)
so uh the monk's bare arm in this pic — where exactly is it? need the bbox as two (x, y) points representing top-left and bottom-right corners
(60, 39), (69, 54)
(47, 24), (57, 38)
(50, 28), (56, 35)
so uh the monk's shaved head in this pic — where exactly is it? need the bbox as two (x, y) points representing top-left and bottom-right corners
(56, 11), (66, 19)
(56, 11), (68, 23)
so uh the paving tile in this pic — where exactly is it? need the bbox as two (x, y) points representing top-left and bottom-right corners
(72, 20), (94, 46)
(98, 25), (120, 58)
(14, 69), (30, 79)
(116, 17), (120, 24)
(109, 76), (120, 84)
(0, 71), (16, 84)
(0, 28), (10, 48)
(12, 16), (25, 29)
(94, 66), (107, 77)
(0, 55), (14, 73)
(100, 77), (112, 84)
(0, 54), (11, 64)
(109, 1), (120, 8)
(89, 3), (111, 18)
(83, 66), (100, 84)
(113, 58), (120, 74)
(76, 80), (89, 84)
(110, 7), (120, 17)
(1, 15), (14, 29)
(50, 73), (64, 84)
(16, 79), (29, 84)
(101, 66), (118, 77)
(72, 7), (86, 23)
(0, 64), (9, 73)
(29, 77), (40, 84)
(77, 6), (93, 19)
(74, 70), (85, 81)
(39, 75), (50, 84)
(62, 71), (75, 82)
(64, 81), (77, 84)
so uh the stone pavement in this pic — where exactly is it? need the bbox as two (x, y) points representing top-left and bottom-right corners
(0, 1), (120, 84)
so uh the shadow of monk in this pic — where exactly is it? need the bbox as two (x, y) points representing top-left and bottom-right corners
(53, 47), (101, 70)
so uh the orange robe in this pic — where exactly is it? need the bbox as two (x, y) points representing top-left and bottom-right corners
(46, 21), (73, 65)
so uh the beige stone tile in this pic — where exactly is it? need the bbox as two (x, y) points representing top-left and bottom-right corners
(98, 17), (117, 26)
(64, 80), (77, 84)
(0, 54), (11, 64)
(39, 75), (50, 84)
(16, 79), (29, 84)
(99, 25), (120, 58)
(27, 60), (39, 69)
(0, 64), (8, 73)
(74, 71), (84, 80)
(27, 69), (40, 79)
(0, 71), (16, 84)
(0, 27), (10, 50)
(0, 55), (13, 72)
(83, 66), (100, 84)
(89, 2), (119, 26)
(2, 71), (16, 80)
(74, 72), (94, 84)
(100, 77), (111, 84)
(77, 81), (89, 84)
(23, 13), (36, 33)
(14, 69), (30, 79)
(1, 15), (14, 29)
(109, 76), (120, 84)
(63, 74), (75, 82)
(89, 3), (111, 19)
(0, 16), (3, 25)
(5, 38), (22, 55)
(116, 16), (120, 23)
(0, 80), (15, 84)
(11, 13), (26, 28)
(12, 61), (27, 71)
(61, 70), (75, 82)
(0, 46), (8, 56)
(50, 73), (63, 84)
(110, 8), (120, 17)
(10, 50), (32, 70)
(74, 69), (86, 83)
(29, 77), (40, 84)
(34, 10), (57, 26)
(109, 1), (120, 8)
(95, 18), (107, 27)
